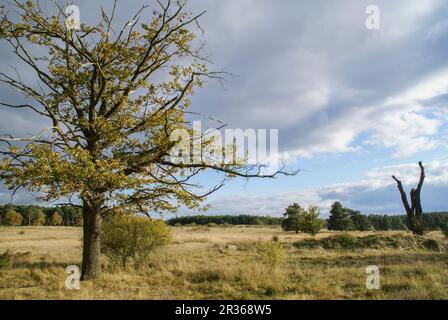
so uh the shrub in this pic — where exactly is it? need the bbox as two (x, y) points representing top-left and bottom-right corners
(0, 251), (12, 269)
(293, 238), (321, 249)
(361, 234), (418, 249)
(323, 233), (359, 250)
(335, 233), (359, 249)
(218, 223), (232, 228)
(422, 239), (442, 252)
(4, 208), (23, 226)
(260, 242), (285, 269)
(272, 235), (279, 242)
(293, 233), (446, 252)
(102, 215), (171, 269)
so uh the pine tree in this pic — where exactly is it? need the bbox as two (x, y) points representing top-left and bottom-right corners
(347, 209), (372, 231)
(327, 202), (353, 231)
(282, 203), (304, 234)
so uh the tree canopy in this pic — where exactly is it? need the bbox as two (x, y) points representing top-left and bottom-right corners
(327, 202), (354, 231)
(282, 203), (303, 234)
(282, 203), (325, 236)
(0, 0), (293, 279)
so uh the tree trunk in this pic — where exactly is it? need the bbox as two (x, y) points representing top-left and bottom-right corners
(392, 162), (425, 236)
(81, 202), (102, 280)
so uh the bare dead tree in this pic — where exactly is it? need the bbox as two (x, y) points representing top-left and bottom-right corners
(392, 161), (425, 235)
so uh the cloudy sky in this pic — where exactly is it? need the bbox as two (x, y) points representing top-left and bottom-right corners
(1, 0), (447, 216)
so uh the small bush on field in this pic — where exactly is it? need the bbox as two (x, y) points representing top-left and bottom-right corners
(272, 236), (279, 242)
(360, 234), (418, 249)
(323, 233), (359, 249)
(0, 251), (12, 269)
(102, 215), (171, 269)
(293, 238), (321, 249)
(293, 233), (446, 252)
(259, 242), (285, 269)
(422, 238), (443, 252)
(218, 223), (232, 228)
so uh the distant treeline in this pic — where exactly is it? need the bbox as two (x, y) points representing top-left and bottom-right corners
(167, 212), (448, 231)
(0, 204), (82, 226)
(166, 215), (283, 226)
(367, 212), (448, 231)
(2, 203), (448, 231)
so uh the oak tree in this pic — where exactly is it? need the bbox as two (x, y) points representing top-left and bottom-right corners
(0, 1), (293, 279)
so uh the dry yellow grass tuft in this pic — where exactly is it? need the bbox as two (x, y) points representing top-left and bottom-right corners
(1, 225), (447, 300)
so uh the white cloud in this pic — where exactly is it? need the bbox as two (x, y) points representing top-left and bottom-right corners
(365, 110), (441, 157)
(199, 159), (448, 216)
(189, 0), (448, 159)
(363, 70), (448, 157)
(387, 69), (448, 104)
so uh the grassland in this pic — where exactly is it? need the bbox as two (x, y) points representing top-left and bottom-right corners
(1, 225), (448, 300)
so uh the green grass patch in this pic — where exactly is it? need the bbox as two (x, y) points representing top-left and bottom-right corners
(294, 233), (446, 251)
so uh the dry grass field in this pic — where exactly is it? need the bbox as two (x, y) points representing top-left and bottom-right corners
(1, 225), (448, 300)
